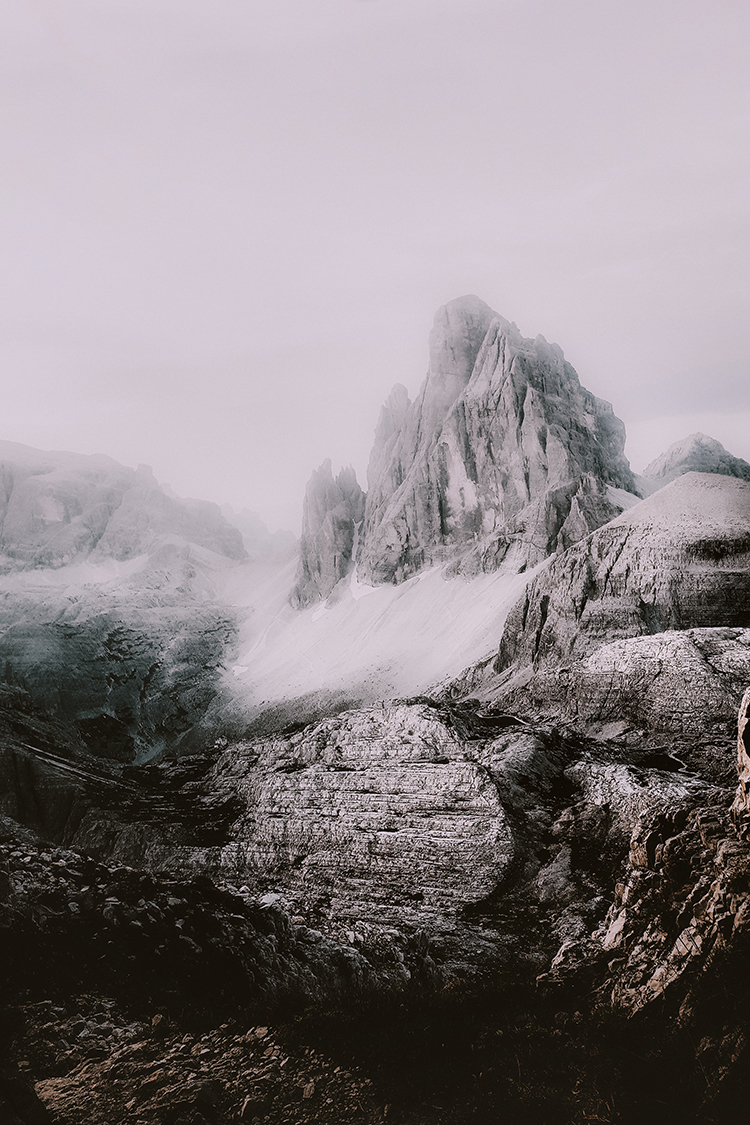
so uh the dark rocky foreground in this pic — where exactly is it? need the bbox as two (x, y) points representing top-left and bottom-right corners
(1, 691), (750, 1123)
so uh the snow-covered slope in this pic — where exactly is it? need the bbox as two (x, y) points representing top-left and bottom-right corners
(226, 558), (539, 720)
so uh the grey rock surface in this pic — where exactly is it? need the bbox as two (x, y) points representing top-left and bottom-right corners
(0, 579), (238, 762)
(290, 460), (365, 608)
(443, 474), (750, 747)
(356, 295), (637, 585)
(731, 684), (750, 821)
(47, 700), (721, 979)
(495, 473), (750, 672)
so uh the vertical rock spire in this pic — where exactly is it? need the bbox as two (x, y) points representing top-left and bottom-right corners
(290, 460), (365, 608)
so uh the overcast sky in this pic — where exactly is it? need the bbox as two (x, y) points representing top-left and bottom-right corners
(1, 0), (748, 531)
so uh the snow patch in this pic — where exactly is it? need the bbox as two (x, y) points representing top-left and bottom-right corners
(229, 559), (541, 710)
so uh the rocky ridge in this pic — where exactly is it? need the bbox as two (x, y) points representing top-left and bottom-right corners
(0, 442), (246, 571)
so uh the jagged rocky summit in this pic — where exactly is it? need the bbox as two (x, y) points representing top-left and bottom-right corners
(292, 295), (639, 603)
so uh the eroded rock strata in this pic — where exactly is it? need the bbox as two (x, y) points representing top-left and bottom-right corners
(443, 473), (750, 759)
(537, 686), (750, 1118)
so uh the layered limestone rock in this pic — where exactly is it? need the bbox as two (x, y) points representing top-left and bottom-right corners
(641, 432), (750, 487)
(73, 704), (529, 926)
(356, 295), (638, 585)
(290, 461), (365, 608)
(446, 474), (750, 747)
(547, 686), (750, 1105)
(50, 698), (719, 974)
(495, 473), (750, 672)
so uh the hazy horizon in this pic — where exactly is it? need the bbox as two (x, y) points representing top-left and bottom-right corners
(1, 0), (748, 532)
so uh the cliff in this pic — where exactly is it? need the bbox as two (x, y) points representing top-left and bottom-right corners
(357, 295), (638, 585)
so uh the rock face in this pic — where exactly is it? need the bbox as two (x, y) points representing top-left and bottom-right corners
(446, 474), (750, 748)
(731, 685), (750, 822)
(49, 698), (720, 978)
(495, 473), (750, 672)
(290, 461), (365, 608)
(641, 431), (750, 487)
(356, 295), (638, 585)
(539, 686), (750, 1114)
(0, 580), (238, 762)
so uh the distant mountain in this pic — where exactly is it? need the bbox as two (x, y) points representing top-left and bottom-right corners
(0, 441), (255, 762)
(221, 503), (297, 562)
(0, 439), (246, 570)
(639, 431), (750, 487)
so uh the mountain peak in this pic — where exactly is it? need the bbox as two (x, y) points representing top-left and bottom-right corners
(642, 432), (750, 484)
(355, 297), (637, 586)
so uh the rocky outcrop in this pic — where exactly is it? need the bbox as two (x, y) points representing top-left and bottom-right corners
(445, 474), (750, 747)
(535, 687), (750, 1118)
(495, 474), (750, 672)
(641, 432), (750, 487)
(39, 696), (721, 984)
(731, 685), (750, 824)
(356, 295), (638, 585)
(290, 461), (365, 608)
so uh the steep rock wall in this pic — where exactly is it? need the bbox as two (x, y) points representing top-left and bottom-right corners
(290, 461), (365, 608)
(357, 296), (637, 585)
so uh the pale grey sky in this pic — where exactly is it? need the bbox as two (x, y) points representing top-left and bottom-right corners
(1, 0), (748, 530)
